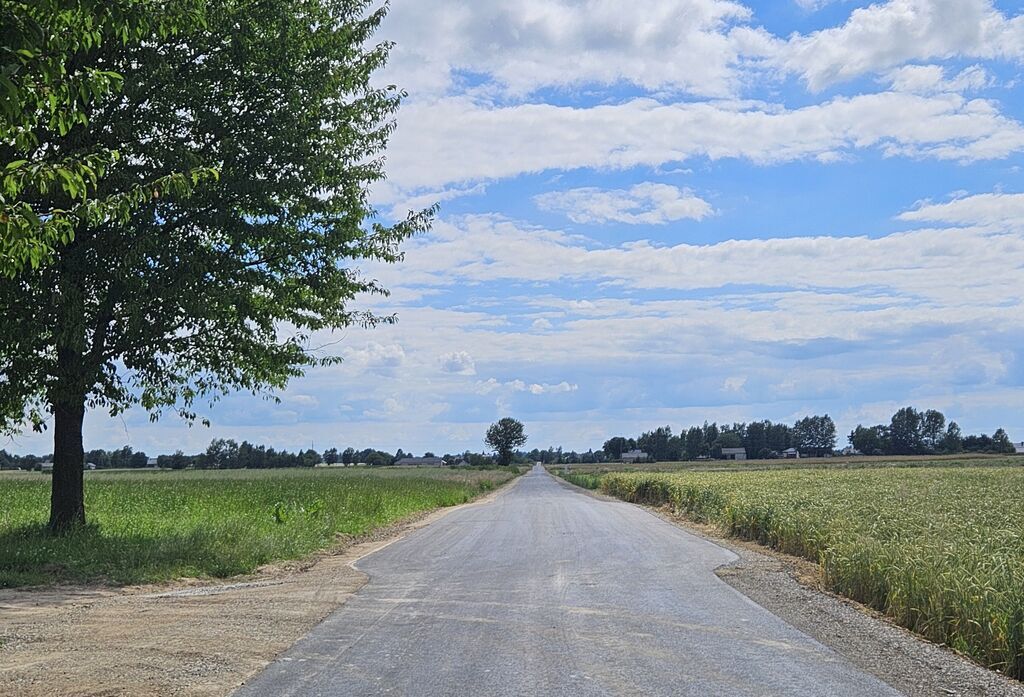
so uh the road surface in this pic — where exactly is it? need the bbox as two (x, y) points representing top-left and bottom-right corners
(235, 465), (901, 696)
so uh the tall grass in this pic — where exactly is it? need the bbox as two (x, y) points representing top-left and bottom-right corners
(597, 467), (1024, 680)
(0, 468), (513, 587)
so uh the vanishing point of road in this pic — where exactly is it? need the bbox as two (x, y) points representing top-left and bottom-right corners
(235, 465), (900, 696)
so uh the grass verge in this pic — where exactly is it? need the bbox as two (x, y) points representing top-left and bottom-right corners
(585, 466), (1024, 681)
(0, 467), (515, 587)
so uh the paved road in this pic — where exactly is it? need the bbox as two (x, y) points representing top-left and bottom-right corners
(235, 466), (901, 696)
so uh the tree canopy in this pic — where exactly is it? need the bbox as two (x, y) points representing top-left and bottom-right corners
(485, 417), (528, 466)
(0, 0), (432, 529)
(0, 0), (214, 274)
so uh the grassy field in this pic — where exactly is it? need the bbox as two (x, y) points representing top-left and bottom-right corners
(0, 467), (516, 587)
(571, 466), (1024, 680)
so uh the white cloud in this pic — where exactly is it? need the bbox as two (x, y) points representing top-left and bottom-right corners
(723, 376), (747, 392)
(898, 191), (1024, 226)
(535, 183), (714, 225)
(771, 0), (1024, 90)
(342, 342), (406, 368)
(531, 318), (554, 331)
(385, 93), (1024, 194)
(379, 0), (758, 99)
(475, 378), (579, 395)
(439, 350), (477, 375)
(370, 213), (1024, 309)
(884, 64), (993, 94)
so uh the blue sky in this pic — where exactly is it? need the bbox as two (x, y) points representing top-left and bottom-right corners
(10, 0), (1024, 456)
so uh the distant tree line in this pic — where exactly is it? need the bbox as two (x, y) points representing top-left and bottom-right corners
(848, 407), (1016, 456)
(600, 415), (837, 462)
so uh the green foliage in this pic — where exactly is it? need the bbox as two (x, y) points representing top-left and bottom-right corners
(0, 467), (514, 586)
(1, 0), (429, 432)
(560, 472), (602, 490)
(0, 0), (213, 274)
(600, 467), (1024, 679)
(485, 417), (528, 466)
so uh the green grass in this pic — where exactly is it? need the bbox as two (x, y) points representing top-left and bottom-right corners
(589, 466), (1024, 679)
(0, 467), (515, 587)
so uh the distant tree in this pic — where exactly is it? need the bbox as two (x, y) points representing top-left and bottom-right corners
(963, 433), (993, 453)
(848, 425), (887, 455)
(323, 447), (339, 464)
(85, 448), (110, 468)
(366, 450), (392, 467)
(792, 415), (836, 456)
(712, 430), (742, 458)
(702, 422), (719, 449)
(341, 447), (355, 465)
(889, 407), (925, 455)
(129, 451), (148, 468)
(744, 421), (769, 459)
(921, 410), (946, 452)
(940, 422), (963, 454)
(602, 436), (630, 459)
(0, 0), (431, 530)
(684, 426), (704, 460)
(485, 417), (528, 466)
(766, 422), (792, 453)
(423, 451), (436, 458)
(205, 438), (239, 469)
(992, 428), (1015, 454)
(300, 449), (320, 467)
(638, 426), (675, 462)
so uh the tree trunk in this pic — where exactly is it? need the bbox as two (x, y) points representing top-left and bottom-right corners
(48, 397), (86, 531)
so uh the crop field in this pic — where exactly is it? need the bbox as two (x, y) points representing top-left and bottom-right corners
(559, 453), (1017, 475)
(0, 467), (515, 587)
(576, 466), (1024, 680)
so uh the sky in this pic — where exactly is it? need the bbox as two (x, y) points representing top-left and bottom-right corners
(9, 0), (1024, 456)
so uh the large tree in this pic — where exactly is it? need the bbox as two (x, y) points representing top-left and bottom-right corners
(1, 0), (211, 275)
(0, 0), (431, 530)
(485, 417), (528, 466)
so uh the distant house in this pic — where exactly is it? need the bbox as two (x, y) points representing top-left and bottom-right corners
(146, 457), (159, 467)
(85, 462), (97, 470)
(620, 449), (650, 463)
(394, 456), (446, 467)
(1013, 442), (1024, 455)
(40, 461), (53, 472)
(721, 447), (747, 461)
(782, 448), (800, 459)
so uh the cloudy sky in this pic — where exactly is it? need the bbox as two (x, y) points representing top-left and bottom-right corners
(11, 0), (1024, 456)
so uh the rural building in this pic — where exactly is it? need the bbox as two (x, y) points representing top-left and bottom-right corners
(721, 447), (747, 461)
(782, 448), (800, 459)
(620, 449), (650, 463)
(146, 457), (159, 467)
(394, 456), (446, 467)
(1013, 441), (1024, 455)
(40, 461), (53, 472)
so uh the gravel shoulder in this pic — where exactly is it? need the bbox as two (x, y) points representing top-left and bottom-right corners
(554, 475), (1024, 697)
(0, 480), (518, 697)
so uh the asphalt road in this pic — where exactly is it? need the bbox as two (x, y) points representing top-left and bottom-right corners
(235, 465), (901, 696)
